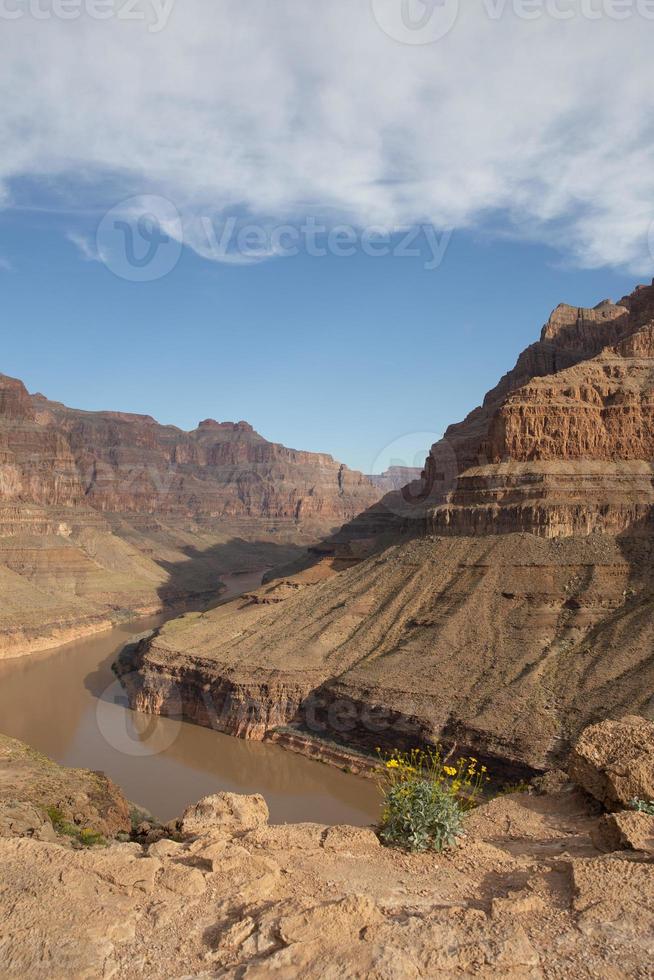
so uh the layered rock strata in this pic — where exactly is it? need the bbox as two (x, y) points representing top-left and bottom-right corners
(120, 283), (654, 773)
(0, 375), (381, 657)
(336, 282), (654, 543)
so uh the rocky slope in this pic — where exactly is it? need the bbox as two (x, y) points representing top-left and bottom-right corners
(0, 375), (381, 657)
(0, 732), (132, 842)
(1, 720), (653, 978)
(118, 282), (654, 774)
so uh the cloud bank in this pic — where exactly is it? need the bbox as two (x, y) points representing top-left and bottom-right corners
(1, 0), (654, 271)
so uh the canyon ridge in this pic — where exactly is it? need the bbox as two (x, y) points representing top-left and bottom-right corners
(0, 377), (384, 658)
(118, 281), (654, 778)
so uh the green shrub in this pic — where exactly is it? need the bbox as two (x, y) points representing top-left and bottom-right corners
(78, 828), (106, 846)
(129, 805), (151, 830)
(45, 805), (106, 847)
(379, 778), (463, 852)
(629, 798), (654, 815)
(376, 747), (489, 853)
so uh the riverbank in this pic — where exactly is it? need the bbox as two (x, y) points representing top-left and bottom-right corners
(0, 569), (381, 827)
(0, 565), (280, 662)
(0, 587), (230, 663)
(265, 727), (380, 778)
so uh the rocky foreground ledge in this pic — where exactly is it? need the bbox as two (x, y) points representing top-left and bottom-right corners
(0, 718), (653, 978)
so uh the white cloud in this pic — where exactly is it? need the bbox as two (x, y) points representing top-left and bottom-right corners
(0, 1), (653, 271)
(66, 231), (99, 261)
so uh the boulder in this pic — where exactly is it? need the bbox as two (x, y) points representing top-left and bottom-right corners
(180, 793), (269, 837)
(568, 716), (654, 809)
(530, 769), (571, 795)
(0, 801), (57, 842)
(593, 811), (654, 855)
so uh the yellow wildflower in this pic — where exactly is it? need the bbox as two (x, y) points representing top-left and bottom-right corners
(481, 766), (487, 773)
(443, 766), (457, 777)
(386, 759), (399, 769)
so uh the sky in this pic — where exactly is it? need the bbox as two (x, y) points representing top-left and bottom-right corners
(0, 1), (652, 473)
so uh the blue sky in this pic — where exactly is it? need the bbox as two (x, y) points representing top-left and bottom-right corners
(0, 204), (637, 473)
(0, 3), (652, 472)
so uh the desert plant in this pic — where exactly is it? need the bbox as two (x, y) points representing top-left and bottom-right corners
(376, 747), (489, 853)
(129, 805), (152, 830)
(78, 828), (106, 846)
(629, 798), (654, 815)
(379, 778), (463, 852)
(45, 805), (106, 847)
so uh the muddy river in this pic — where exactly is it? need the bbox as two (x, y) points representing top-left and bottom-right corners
(0, 571), (381, 825)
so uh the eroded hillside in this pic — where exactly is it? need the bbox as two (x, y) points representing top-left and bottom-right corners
(0, 377), (380, 657)
(118, 283), (654, 774)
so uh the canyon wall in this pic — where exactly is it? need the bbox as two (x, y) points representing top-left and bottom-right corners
(0, 377), (381, 657)
(119, 282), (654, 774)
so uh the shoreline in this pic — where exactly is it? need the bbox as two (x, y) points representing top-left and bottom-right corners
(0, 598), (209, 664)
(0, 568), (271, 663)
(264, 727), (381, 779)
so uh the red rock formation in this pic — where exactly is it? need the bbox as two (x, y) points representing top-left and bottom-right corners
(0, 377), (381, 657)
(121, 282), (654, 774)
(353, 281), (654, 539)
(33, 393), (376, 523)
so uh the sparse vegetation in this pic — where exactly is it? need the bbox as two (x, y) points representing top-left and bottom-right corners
(129, 805), (152, 830)
(629, 798), (654, 815)
(498, 780), (531, 796)
(376, 747), (489, 853)
(46, 805), (106, 847)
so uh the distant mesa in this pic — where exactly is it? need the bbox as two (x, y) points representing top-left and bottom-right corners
(368, 466), (423, 492)
(197, 419), (255, 432)
(0, 374), (381, 659)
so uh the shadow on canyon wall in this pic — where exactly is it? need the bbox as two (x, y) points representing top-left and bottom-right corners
(281, 506), (654, 777)
(154, 537), (309, 607)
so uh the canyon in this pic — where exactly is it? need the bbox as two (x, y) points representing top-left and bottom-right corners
(3, 283), (654, 979)
(0, 375), (381, 658)
(118, 282), (654, 777)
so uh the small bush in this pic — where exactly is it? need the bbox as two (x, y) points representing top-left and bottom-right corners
(629, 798), (654, 816)
(376, 747), (489, 853)
(78, 828), (106, 846)
(46, 805), (67, 830)
(45, 805), (106, 847)
(129, 805), (151, 830)
(380, 779), (463, 852)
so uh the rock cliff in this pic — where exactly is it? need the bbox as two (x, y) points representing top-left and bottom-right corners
(119, 282), (654, 773)
(0, 377), (381, 657)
